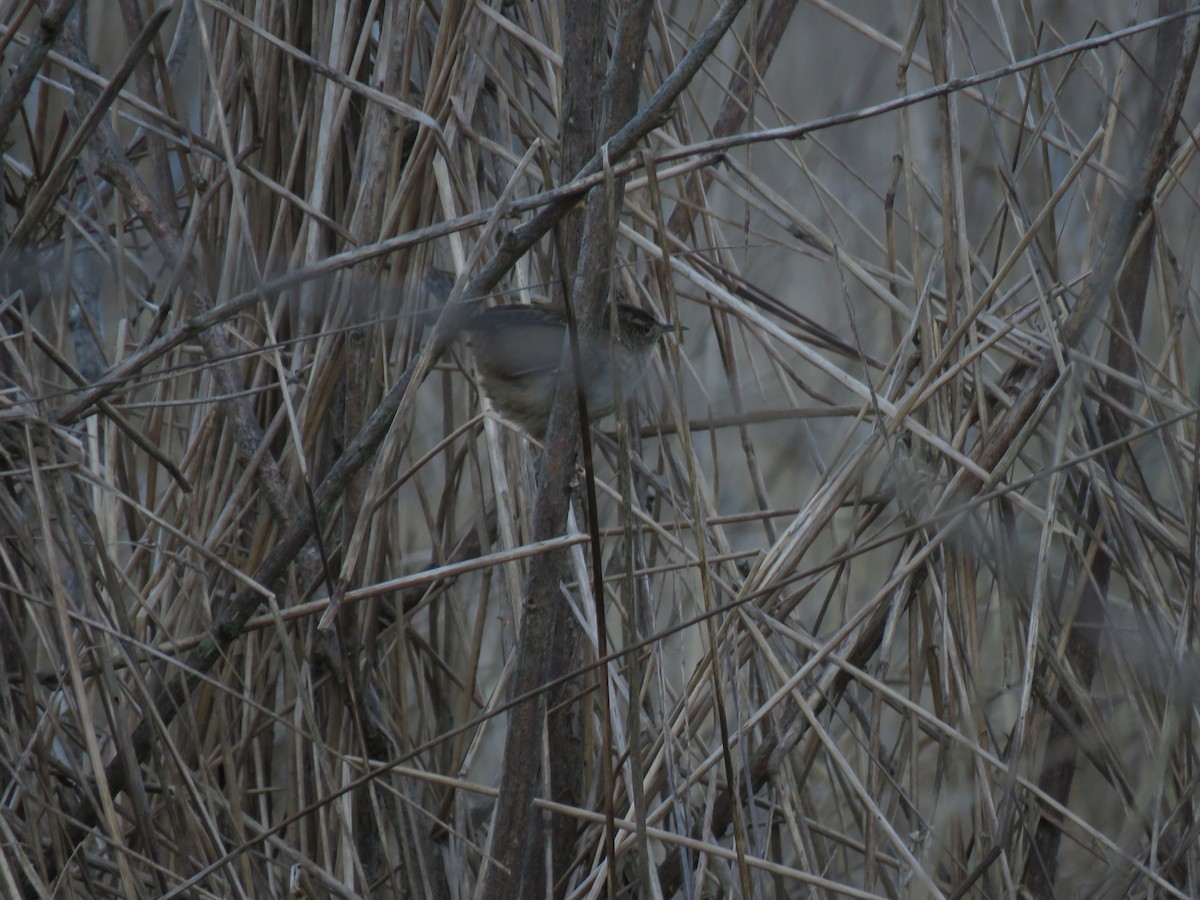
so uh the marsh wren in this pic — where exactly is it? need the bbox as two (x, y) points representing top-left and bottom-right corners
(465, 302), (674, 438)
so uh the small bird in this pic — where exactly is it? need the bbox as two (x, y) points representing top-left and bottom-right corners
(465, 302), (674, 438)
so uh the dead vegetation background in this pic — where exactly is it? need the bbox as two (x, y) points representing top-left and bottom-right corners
(1, 1), (1199, 898)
